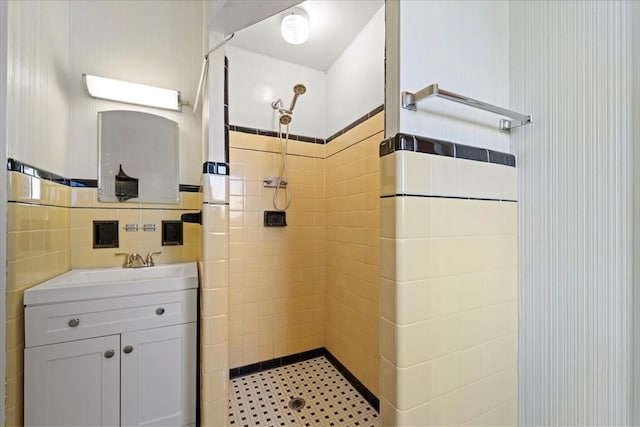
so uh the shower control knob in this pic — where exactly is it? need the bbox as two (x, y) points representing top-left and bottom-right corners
(68, 318), (80, 328)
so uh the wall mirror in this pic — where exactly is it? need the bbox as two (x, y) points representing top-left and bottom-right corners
(98, 110), (180, 204)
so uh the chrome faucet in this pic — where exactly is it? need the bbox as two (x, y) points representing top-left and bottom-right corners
(115, 251), (161, 268)
(145, 251), (161, 267)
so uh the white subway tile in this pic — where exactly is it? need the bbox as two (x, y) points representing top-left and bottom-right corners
(403, 151), (432, 196)
(396, 279), (431, 324)
(396, 238), (432, 282)
(397, 360), (432, 410)
(397, 197), (431, 239)
(396, 320), (431, 367)
(203, 174), (228, 204)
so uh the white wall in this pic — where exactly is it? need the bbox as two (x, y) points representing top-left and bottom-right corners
(68, 0), (203, 184)
(0, 0), (8, 422)
(635, 4), (640, 424)
(226, 45), (327, 138)
(326, 5), (384, 137)
(511, 2), (635, 425)
(206, 31), (227, 163)
(398, 1), (510, 152)
(7, 0), (70, 175)
(228, 7), (384, 140)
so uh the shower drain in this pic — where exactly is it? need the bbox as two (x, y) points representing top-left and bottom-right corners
(288, 397), (306, 411)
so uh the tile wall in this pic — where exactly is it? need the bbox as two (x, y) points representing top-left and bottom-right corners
(325, 112), (384, 397)
(226, 112), (384, 405)
(200, 172), (230, 426)
(5, 171), (71, 426)
(228, 132), (326, 368)
(5, 168), (202, 426)
(70, 187), (201, 268)
(380, 149), (518, 426)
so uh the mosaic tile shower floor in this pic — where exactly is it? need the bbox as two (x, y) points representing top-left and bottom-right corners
(228, 356), (380, 427)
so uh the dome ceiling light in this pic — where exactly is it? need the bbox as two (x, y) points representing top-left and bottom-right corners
(281, 8), (309, 45)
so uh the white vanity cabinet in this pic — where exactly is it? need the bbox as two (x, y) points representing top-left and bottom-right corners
(120, 323), (196, 426)
(23, 262), (198, 427)
(25, 335), (121, 426)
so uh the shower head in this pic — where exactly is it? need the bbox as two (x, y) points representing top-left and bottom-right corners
(272, 84), (306, 126)
(279, 114), (292, 125)
(293, 84), (306, 95)
(288, 83), (306, 113)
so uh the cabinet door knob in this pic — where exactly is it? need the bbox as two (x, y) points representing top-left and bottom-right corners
(155, 307), (165, 315)
(68, 318), (80, 328)
(104, 349), (115, 359)
(123, 345), (134, 354)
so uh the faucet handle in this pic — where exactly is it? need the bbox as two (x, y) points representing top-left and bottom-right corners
(146, 251), (161, 267)
(115, 252), (132, 268)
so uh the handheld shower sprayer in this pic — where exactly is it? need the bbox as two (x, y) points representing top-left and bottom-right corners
(269, 84), (307, 211)
(279, 114), (292, 125)
(272, 84), (307, 123)
(288, 84), (306, 114)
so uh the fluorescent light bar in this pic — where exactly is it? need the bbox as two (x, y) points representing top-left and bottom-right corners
(83, 74), (182, 111)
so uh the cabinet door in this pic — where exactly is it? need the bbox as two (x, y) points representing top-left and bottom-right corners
(24, 335), (120, 427)
(120, 323), (196, 427)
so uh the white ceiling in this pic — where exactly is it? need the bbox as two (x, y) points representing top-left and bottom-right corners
(226, 0), (384, 71)
(205, 0), (302, 36)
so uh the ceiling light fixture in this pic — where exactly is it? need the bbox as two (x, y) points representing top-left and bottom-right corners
(281, 8), (309, 45)
(83, 74), (182, 112)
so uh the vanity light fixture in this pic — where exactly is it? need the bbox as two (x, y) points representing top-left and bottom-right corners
(83, 74), (182, 112)
(281, 8), (309, 45)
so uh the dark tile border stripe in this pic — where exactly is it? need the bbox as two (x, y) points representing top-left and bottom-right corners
(381, 194), (517, 203)
(324, 349), (380, 413)
(229, 104), (384, 146)
(202, 161), (229, 175)
(229, 347), (379, 413)
(229, 348), (325, 378)
(379, 133), (516, 167)
(8, 158), (70, 185)
(325, 104), (384, 144)
(229, 125), (325, 145)
(224, 56), (230, 165)
(8, 158), (202, 191)
(71, 178), (98, 188)
(179, 184), (202, 193)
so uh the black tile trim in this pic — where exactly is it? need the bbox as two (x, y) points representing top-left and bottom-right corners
(7, 158), (70, 186)
(9, 158), (202, 191)
(202, 161), (230, 175)
(325, 104), (384, 144)
(379, 133), (516, 167)
(67, 206), (200, 211)
(179, 184), (201, 193)
(229, 348), (325, 379)
(224, 55), (230, 164)
(228, 347), (380, 413)
(229, 104), (385, 146)
(229, 125), (325, 145)
(324, 349), (380, 412)
(202, 202), (230, 206)
(7, 200), (71, 209)
(71, 179), (98, 188)
(381, 194), (517, 203)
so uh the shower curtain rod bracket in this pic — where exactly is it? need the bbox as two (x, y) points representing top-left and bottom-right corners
(401, 83), (532, 133)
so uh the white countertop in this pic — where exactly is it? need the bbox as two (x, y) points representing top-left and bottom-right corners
(24, 262), (198, 306)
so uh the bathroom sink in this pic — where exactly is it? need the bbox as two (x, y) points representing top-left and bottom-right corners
(24, 262), (198, 305)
